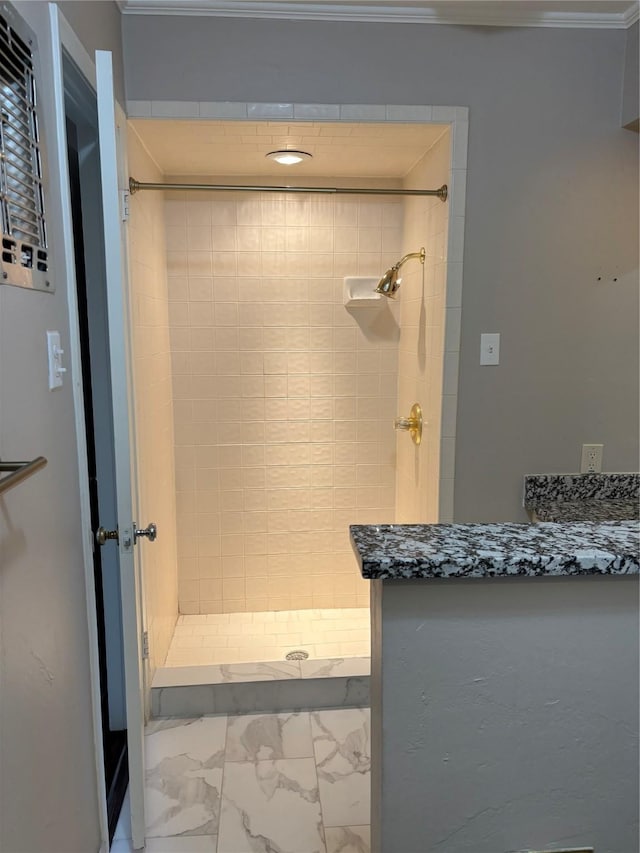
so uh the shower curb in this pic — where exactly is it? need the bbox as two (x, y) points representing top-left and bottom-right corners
(150, 656), (370, 717)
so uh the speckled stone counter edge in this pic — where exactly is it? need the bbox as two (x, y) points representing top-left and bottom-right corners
(533, 499), (639, 523)
(350, 521), (639, 580)
(524, 472), (639, 506)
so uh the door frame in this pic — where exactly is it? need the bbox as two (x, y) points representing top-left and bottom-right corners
(48, 7), (145, 851)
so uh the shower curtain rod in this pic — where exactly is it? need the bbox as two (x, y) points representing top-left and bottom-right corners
(128, 178), (448, 201)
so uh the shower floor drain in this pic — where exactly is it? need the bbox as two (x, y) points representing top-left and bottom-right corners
(285, 649), (309, 661)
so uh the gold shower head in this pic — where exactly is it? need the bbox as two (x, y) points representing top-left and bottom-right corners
(375, 247), (426, 299)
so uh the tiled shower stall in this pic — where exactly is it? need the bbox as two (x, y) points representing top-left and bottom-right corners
(126, 119), (453, 672)
(167, 190), (402, 616)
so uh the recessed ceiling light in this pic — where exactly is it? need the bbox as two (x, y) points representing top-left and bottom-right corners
(266, 150), (312, 166)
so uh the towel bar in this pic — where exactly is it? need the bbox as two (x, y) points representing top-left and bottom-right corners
(0, 457), (48, 495)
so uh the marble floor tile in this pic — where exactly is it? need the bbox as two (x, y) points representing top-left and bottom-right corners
(325, 825), (371, 853)
(300, 657), (370, 679)
(311, 709), (371, 828)
(225, 712), (313, 761)
(216, 661), (300, 682)
(111, 837), (217, 852)
(153, 661), (301, 689)
(145, 716), (227, 838)
(217, 758), (325, 853)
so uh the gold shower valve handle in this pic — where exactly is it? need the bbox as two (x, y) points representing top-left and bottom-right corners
(394, 417), (414, 429)
(394, 403), (423, 446)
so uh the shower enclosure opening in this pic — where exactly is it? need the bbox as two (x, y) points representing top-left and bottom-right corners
(126, 117), (454, 683)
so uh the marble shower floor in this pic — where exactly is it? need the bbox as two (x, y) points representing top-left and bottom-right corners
(164, 608), (370, 667)
(112, 707), (371, 853)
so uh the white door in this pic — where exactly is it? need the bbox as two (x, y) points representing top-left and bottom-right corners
(96, 50), (148, 850)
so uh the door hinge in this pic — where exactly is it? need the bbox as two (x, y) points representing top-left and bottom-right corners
(142, 630), (149, 660)
(120, 189), (130, 222)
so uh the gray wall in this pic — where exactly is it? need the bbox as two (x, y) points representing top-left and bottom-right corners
(123, 16), (639, 522)
(0, 3), (123, 850)
(373, 575), (639, 853)
(622, 21), (639, 128)
(58, 0), (125, 106)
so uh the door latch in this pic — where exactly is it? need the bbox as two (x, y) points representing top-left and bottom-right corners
(96, 526), (119, 546)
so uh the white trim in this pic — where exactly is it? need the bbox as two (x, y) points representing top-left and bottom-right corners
(126, 100), (469, 122)
(115, 102), (154, 721)
(56, 9), (127, 114)
(96, 51), (147, 850)
(625, 2), (640, 25)
(47, 5), (109, 852)
(119, 0), (640, 29)
(55, 8), (96, 91)
(437, 116), (468, 523)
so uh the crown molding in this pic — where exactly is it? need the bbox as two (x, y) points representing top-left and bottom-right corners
(119, 0), (640, 29)
(625, 1), (640, 24)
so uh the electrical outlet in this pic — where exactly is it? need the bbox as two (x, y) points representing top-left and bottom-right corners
(580, 443), (603, 473)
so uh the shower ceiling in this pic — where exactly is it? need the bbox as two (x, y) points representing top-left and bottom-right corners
(129, 120), (448, 178)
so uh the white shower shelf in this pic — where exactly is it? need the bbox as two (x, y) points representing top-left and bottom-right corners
(343, 276), (382, 307)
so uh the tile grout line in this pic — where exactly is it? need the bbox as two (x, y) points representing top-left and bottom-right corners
(215, 713), (230, 853)
(308, 709), (330, 853)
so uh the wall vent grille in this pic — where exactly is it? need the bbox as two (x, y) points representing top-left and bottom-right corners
(0, 7), (49, 291)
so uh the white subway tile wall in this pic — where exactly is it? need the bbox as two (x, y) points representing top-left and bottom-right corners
(396, 129), (451, 523)
(166, 191), (403, 614)
(127, 126), (180, 673)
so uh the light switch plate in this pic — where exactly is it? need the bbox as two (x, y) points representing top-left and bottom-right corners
(480, 332), (500, 365)
(46, 330), (66, 390)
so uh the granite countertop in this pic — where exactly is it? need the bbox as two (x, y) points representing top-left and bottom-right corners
(532, 498), (639, 523)
(350, 472), (640, 581)
(525, 472), (639, 522)
(523, 472), (638, 506)
(350, 520), (639, 580)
